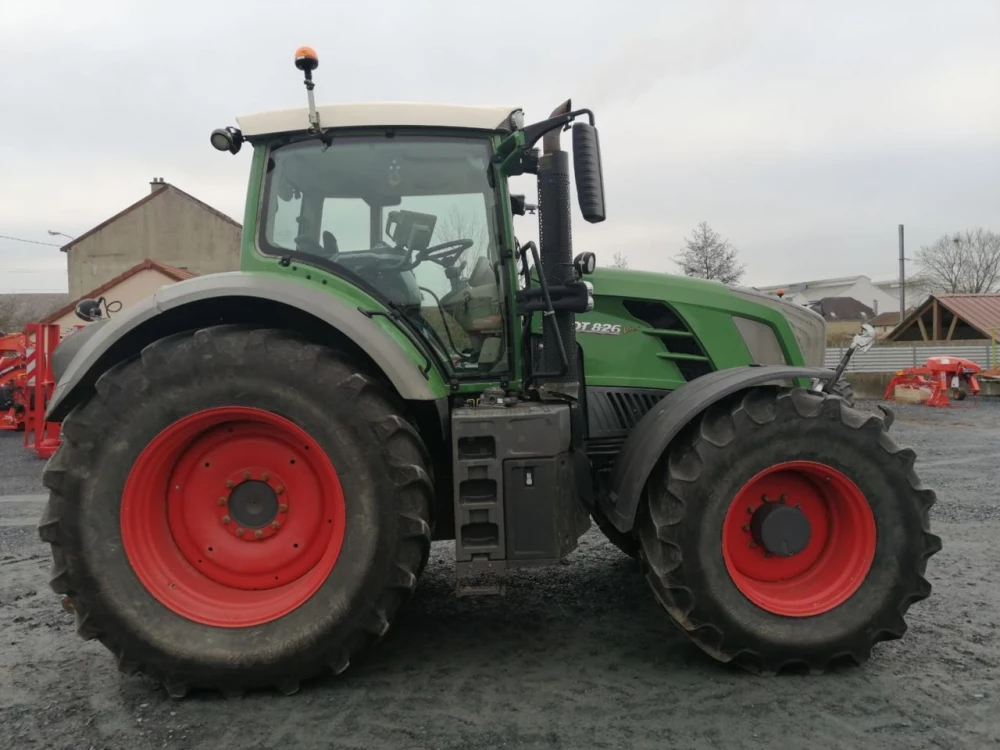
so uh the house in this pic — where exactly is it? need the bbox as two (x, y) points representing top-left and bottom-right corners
(58, 178), (241, 299)
(806, 297), (877, 344)
(870, 311), (903, 337)
(42, 260), (196, 328)
(873, 277), (931, 310)
(754, 275), (930, 316)
(807, 297), (876, 323)
(885, 294), (1000, 342)
(0, 293), (70, 334)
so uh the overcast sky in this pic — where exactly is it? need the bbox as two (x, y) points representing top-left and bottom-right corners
(2, 0), (998, 293)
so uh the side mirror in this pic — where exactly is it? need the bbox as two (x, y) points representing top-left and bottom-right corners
(572, 122), (606, 224)
(851, 323), (876, 354)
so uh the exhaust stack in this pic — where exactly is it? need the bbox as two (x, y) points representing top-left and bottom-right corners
(536, 100), (578, 391)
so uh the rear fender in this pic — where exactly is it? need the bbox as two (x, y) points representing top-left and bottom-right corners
(599, 365), (836, 533)
(46, 272), (445, 422)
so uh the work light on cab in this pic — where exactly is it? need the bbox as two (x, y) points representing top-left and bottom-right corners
(210, 126), (243, 155)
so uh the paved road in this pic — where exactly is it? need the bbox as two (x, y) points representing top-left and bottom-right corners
(1, 402), (998, 750)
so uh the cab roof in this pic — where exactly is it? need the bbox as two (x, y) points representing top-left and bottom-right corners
(236, 102), (522, 138)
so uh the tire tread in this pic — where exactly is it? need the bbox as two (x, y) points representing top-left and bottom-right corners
(639, 387), (940, 674)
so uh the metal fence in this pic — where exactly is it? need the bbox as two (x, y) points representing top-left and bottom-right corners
(824, 343), (997, 373)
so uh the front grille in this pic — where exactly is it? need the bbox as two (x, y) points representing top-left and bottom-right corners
(584, 386), (668, 457)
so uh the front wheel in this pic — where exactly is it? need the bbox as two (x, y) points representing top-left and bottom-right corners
(39, 326), (433, 696)
(638, 386), (940, 674)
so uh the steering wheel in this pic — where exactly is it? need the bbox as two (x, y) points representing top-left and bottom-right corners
(416, 238), (474, 268)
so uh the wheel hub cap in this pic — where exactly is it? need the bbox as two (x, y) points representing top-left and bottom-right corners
(228, 480), (279, 530)
(749, 501), (811, 557)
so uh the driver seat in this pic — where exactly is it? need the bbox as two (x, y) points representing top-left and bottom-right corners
(322, 230), (340, 256)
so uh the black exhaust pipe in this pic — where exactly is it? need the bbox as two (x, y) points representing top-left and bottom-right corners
(536, 100), (578, 389)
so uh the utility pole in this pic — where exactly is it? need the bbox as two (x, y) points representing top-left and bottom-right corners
(898, 224), (905, 320)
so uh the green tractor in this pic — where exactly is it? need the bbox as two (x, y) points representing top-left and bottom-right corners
(39, 47), (940, 696)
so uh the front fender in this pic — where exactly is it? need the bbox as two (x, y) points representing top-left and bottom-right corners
(46, 272), (446, 421)
(599, 365), (836, 533)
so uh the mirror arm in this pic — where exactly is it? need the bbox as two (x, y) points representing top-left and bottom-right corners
(519, 109), (595, 152)
(824, 324), (876, 390)
(496, 108), (597, 172)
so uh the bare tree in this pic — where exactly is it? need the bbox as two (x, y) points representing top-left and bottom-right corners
(674, 222), (745, 284)
(610, 251), (629, 269)
(434, 205), (490, 281)
(916, 228), (1000, 294)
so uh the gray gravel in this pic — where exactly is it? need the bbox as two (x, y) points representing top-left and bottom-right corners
(0, 430), (45, 495)
(1, 401), (999, 750)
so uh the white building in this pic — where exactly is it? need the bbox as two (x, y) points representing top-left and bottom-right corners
(753, 275), (930, 316)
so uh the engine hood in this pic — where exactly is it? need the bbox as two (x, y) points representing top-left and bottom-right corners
(586, 267), (826, 367)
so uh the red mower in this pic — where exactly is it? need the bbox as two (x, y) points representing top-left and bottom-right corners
(883, 356), (982, 407)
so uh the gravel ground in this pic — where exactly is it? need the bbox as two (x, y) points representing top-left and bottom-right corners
(1, 400), (999, 750)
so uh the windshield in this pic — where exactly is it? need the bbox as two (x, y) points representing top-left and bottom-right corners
(260, 135), (507, 378)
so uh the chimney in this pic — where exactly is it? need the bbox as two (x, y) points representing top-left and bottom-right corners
(150, 177), (167, 194)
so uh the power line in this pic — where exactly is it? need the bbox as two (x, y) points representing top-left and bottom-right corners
(0, 268), (66, 273)
(0, 234), (63, 247)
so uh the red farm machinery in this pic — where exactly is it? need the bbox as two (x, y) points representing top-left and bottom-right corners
(1, 324), (76, 457)
(1, 331), (28, 431)
(884, 356), (982, 407)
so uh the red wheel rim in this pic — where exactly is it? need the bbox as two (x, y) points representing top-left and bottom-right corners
(120, 407), (346, 628)
(721, 461), (876, 617)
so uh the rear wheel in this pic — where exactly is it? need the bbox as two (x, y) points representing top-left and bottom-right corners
(638, 386), (940, 674)
(39, 326), (433, 695)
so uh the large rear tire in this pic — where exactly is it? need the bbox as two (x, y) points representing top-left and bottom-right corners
(38, 326), (433, 696)
(638, 386), (940, 674)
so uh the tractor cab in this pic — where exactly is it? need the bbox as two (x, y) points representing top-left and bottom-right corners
(258, 132), (509, 374)
(210, 46), (604, 392)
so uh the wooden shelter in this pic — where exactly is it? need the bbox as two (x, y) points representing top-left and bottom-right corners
(885, 294), (1000, 342)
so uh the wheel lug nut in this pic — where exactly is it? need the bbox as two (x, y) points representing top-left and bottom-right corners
(221, 515), (231, 524)
(779, 494), (786, 504)
(795, 503), (801, 510)
(236, 528), (245, 537)
(217, 497), (226, 506)
(742, 524), (749, 532)
(279, 503), (288, 513)
(225, 480), (235, 489)
(761, 495), (770, 503)
(243, 471), (251, 480)
(271, 521), (280, 530)
(746, 506), (753, 514)
(748, 541), (757, 549)
(262, 472), (271, 481)
(255, 530), (264, 539)
(276, 486), (285, 495)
